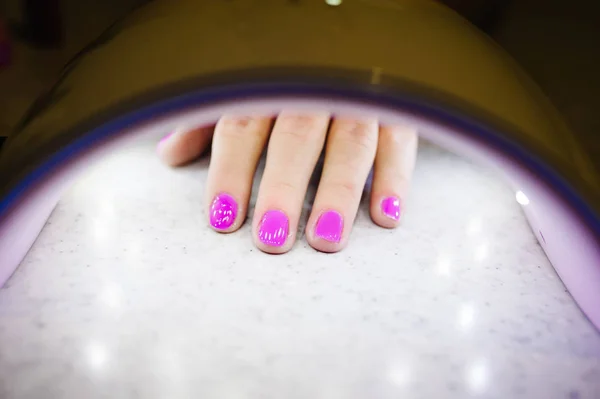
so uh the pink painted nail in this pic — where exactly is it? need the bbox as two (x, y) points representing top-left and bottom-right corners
(258, 210), (289, 247)
(159, 131), (174, 144)
(315, 210), (343, 243)
(210, 193), (238, 230)
(381, 196), (401, 221)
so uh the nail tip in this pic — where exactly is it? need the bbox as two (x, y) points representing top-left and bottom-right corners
(315, 233), (342, 243)
(210, 193), (238, 230)
(258, 209), (289, 247)
(381, 196), (401, 221)
(386, 213), (401, 221)
(159, 131), (174, 144)
(314, 210), (344, 244)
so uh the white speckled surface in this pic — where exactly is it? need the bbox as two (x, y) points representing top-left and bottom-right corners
(0, 135), (599, 399)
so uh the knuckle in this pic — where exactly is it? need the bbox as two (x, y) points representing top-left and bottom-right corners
(267, 180), (298, 195)
(278, 128), (313, 143)
(329, 179), (361, 200)
(382, 125), (418, 146)
(279, 114), (317, 130)
(218, 117), (258, 139)
(276, 115), (322, 143)
(338, 121), (377, 151)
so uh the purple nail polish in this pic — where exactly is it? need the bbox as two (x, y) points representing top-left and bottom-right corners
(258, 210), (289, 247)
(210, 193), (238, 230)
(315, 210), (343, 243)
(381, 196), (401, 221)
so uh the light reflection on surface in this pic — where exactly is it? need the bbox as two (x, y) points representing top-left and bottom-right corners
(516, 191), (530, 206)
(474, 243), (488, 262)
(99, 201), (115, 219)
(457, 303), (476, 332)
(92, 218), (111, 243)
(387, 363), (412, 388)
(465, 359), (490, 394)
(466, 217), (482, 236)
(436, 255), (452, 276)
(90, 197), (117, 244)
(99, 283), (122, 308)
(86, 341), (109, 371)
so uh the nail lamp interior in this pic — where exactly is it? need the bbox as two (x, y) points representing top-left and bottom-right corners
(0, 95), (599, 397)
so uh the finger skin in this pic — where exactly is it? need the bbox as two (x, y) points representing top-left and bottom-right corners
(305, 117), (379, 253)
(157, 125), (213, 167)
(205, 115), (273, 233)
(370, 125), (418, 228)
(252, 111), (330, 254)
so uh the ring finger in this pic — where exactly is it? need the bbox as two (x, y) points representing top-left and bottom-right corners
(306, 117), (379, 252)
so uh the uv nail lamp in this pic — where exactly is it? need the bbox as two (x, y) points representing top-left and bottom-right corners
(0, 0), (598, 397)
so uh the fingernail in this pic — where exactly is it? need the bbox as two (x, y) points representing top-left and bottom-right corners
(315, 210), (343, 243)
(159, 131), (174, 145)
(381, 196), (401, 221)
(258, 210), (289, 247)
(210, 193), (238, 230)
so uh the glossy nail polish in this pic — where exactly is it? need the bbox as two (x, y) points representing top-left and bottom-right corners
(210, 193), (238, 230)
(381, 196), (401, 221)
(315, 210), (343, 243)
(258, 210), (289, 247)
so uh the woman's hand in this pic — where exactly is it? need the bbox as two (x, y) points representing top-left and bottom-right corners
(157, 112), (418, 254)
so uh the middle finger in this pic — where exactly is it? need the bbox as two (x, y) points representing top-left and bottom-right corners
(252, 111), (330, 253)
(306, 117), (379, 253)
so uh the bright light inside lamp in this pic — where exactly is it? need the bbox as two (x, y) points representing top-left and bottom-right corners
(515, 191), (530, 206)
